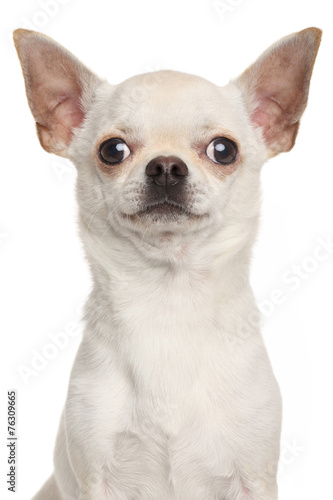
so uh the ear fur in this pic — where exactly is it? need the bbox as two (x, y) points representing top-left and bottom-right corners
(13, 29), (103, 157)
(235, 28), (322, 156)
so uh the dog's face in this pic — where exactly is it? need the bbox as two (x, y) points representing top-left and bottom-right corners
(71, 71), (262, 240)
(14, 29), (321, 260)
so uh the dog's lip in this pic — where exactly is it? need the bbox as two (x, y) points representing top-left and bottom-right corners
(139, 201), (188, 215)
(125, 201), (201, 219)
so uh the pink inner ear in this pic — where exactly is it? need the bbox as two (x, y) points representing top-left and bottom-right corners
(15, 32), (91, 154)
(252, 108), (270, 129)
(31, 65), (85, 128)
(52, 94), (85, 136)
(251, 97), (284, 141)
(251, 98), (299, 154)
(239, 28), (321, 154)
(35, 90), (85, 154)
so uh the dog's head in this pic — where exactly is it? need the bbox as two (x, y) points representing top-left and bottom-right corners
(14, 29), (321, 264)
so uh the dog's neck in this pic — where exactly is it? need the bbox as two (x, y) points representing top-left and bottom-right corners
(80, 217), (258, 345)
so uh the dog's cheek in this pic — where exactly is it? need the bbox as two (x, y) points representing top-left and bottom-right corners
(206, 161), (239, 180)
(95, 159), (131, 179)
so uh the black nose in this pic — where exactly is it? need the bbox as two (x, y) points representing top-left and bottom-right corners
(145, 156), (188, 187)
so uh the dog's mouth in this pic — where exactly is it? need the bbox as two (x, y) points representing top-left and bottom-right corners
(127, 201), (201, 220)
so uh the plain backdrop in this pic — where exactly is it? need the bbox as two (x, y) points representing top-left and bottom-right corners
(1, 0), (332, 498)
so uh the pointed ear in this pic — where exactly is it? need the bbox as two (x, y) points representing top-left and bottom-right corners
(235, 28), (322, 156)
(13, 29), (103, 157)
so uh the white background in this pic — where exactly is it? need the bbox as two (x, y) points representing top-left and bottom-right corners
(1, 0), (332, 498)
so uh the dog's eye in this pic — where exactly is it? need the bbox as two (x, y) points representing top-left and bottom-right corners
(99, 138), (130, 164)
(206, 137), (238, 165)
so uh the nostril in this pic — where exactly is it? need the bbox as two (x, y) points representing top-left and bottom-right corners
(147, 162), (162, 177)
(171, 163), (188, 177)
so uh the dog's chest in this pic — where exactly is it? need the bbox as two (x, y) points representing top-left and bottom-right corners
(82, 270), (275, 497)
(93, 266), (258, 438)
(97, 338), (261, 500)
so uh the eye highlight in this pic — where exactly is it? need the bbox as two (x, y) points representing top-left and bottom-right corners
(99, 138), (131, 165)
(206, 137), (238, 165)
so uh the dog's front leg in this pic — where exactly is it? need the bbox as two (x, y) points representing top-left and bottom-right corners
(64, 409), (113, 500)
(247, 485), (278, 500)
(247, 484), (278, 500)
(64, 339), (133, 500)
(76, 470), (108, 500)
(65, 396), (130, 500)
(243, 469), (278, 500)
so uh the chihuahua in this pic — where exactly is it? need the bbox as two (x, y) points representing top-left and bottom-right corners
(14, 27), (321, 500)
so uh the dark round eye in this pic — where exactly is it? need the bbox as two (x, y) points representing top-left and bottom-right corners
(99, 138), (130, 164)
(206, 137), (238, 165)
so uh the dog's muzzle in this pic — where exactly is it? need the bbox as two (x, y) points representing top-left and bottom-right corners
(142, 156), (190, 214)
(124, 155), (200, 220)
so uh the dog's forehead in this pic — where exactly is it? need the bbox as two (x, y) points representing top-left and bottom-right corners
(93, 70), (244, 141)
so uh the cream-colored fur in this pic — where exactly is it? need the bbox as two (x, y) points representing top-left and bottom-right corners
(13, 28), (321, 500)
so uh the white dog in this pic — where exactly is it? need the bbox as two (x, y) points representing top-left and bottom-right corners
(14, 27), (321, 500)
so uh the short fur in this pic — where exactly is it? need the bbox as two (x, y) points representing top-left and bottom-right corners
(14, 28), (321, 500)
